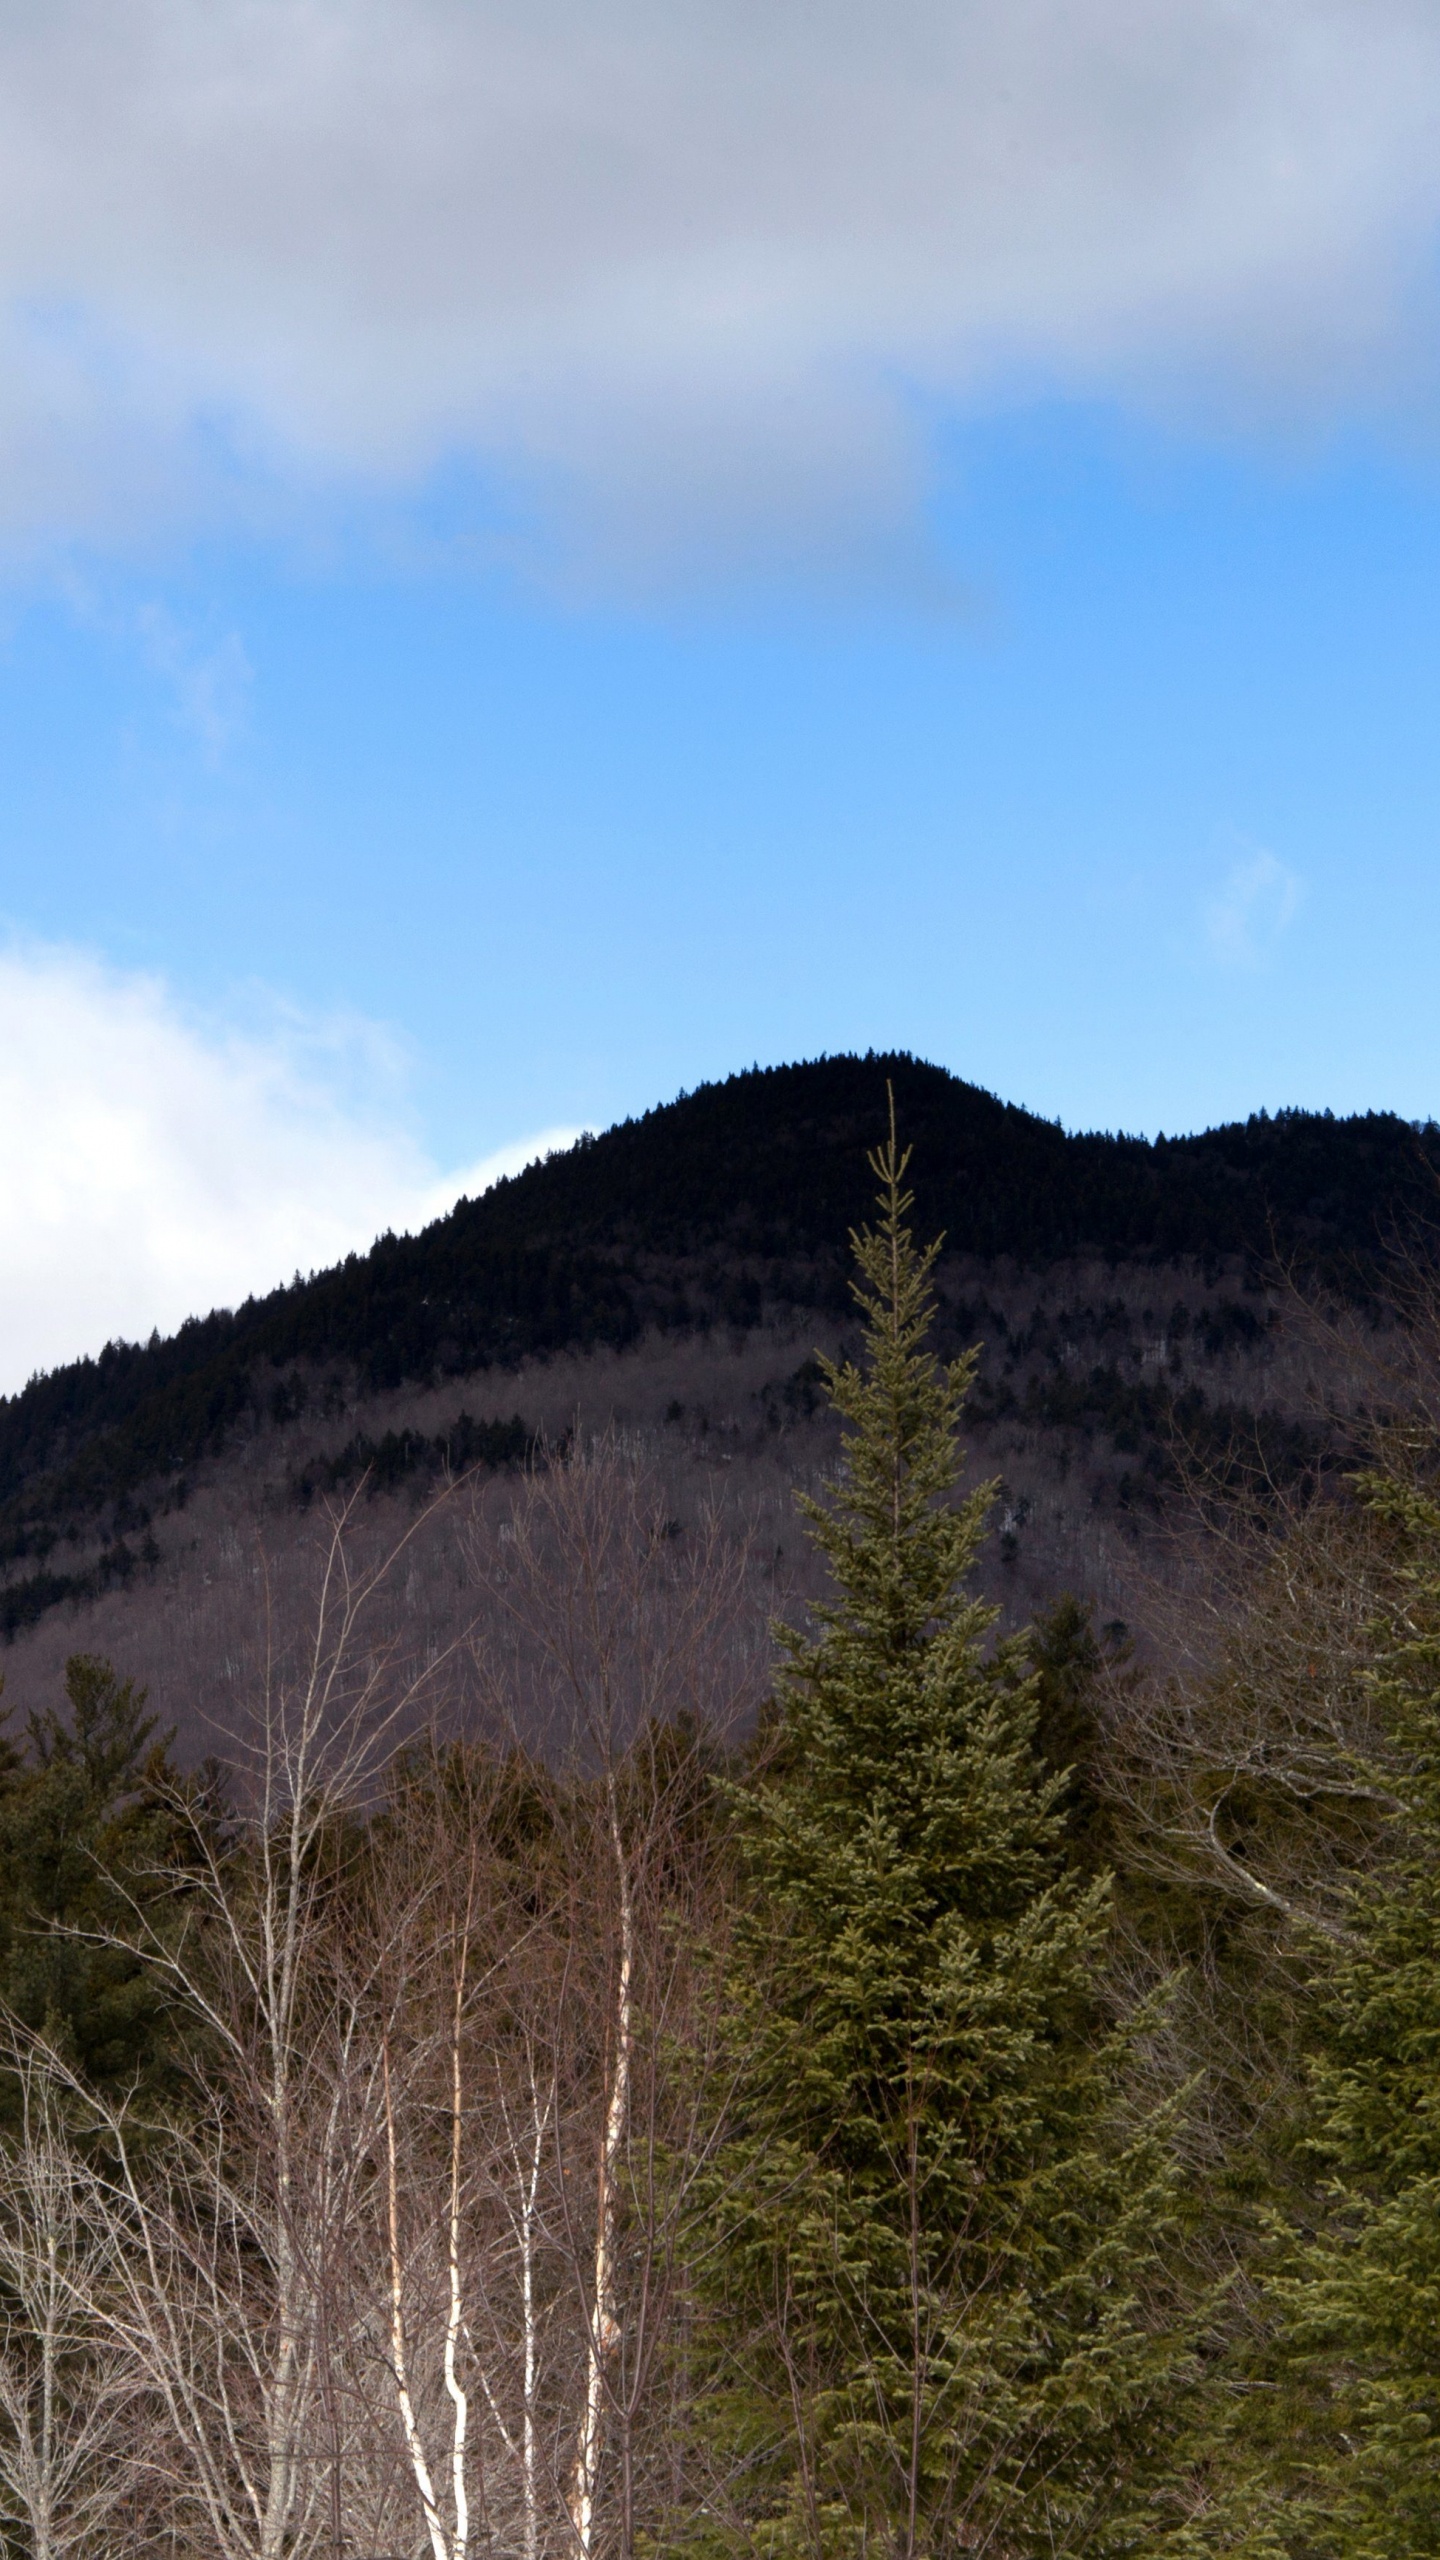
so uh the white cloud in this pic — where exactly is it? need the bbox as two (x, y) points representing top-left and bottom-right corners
(0, 3), (1437, 581)
(1204, 847), (1304, 968)
(0, 942), (578, 1393)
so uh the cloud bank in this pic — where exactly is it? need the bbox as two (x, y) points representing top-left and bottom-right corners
(1, 2), (1440, 581)
(0, 945), (577, 1394)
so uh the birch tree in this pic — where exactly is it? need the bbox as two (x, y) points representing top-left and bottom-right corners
(17, 1490), (458, 2560)
(366, 1435), (759, 2560)
(479, 1436), (757, 2560)
(0, 2050), (151, 2560)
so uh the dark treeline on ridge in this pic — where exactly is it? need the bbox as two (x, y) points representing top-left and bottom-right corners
(0, 1055), (1435, 1583)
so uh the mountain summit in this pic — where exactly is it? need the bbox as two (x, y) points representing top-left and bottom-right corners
(0, 1053), (1432, 1688)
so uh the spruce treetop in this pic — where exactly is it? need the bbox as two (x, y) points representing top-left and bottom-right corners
(795, 1094), (994, 1658)
(752, 1091), (1068, 1967)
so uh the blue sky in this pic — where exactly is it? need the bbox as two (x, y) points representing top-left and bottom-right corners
(8, 411), (1437, 1146)
(3, 1), (1440, 1383)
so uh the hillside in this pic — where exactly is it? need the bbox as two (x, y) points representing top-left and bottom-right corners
(0, 1052), (1431, 1719)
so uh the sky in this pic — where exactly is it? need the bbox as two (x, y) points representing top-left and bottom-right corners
(5, 0), (1440, 1386)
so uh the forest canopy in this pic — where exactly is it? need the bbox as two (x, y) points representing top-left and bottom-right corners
(0, 1116), (1439, 2557)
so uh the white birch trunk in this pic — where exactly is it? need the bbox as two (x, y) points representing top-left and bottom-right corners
(477, 2056), (553, 2560)
(567, 1779), (634, 2560)
(0, 2055), (148, 2560)
(384, 2036), (452, 2560)
(517, 2069), (548, 2560)
(382, 1943), (478, 2560)
(445, 2022), (471, 2560)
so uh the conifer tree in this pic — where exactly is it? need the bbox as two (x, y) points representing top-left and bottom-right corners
(0, 1655), (191, 2116)
(696, 1105), (1196, 2560)
(1253, 1475), (1440, 2559)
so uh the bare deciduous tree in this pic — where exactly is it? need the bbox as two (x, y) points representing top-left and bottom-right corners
(365, 1432), (761, 2560)
(0, 2048), (152, 2560)
(475, 1435), (759, 2560)
(12, 1489), (462, 2560)
(1111, 1469), (1405, 1944)
(4, 1448), (764, 2560)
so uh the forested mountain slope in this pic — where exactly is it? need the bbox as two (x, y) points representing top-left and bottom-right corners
(0, 1053), (1432, 1686)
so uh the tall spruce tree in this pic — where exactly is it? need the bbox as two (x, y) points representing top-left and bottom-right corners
(1251, 1475), (1440, 2559)
(695, 1109), (1197, 2560)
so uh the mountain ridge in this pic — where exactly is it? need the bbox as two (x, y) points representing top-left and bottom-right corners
(0, 1053), (1434, 1637)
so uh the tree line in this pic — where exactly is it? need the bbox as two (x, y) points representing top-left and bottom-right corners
(1, 1052), (1433, 1634)
(0, 1119), (1437, 2557)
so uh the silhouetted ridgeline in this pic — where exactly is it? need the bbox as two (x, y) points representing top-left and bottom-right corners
(1, 1056), (1435, 1578)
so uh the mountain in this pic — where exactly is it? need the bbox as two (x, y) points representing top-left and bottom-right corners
(0, 1053), (1432, 1726)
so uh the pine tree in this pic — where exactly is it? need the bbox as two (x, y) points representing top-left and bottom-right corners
(1253, 1475), (1440, 2559)
(695, 1106), (1197, 2560)
(0, 1654), (193, 2114)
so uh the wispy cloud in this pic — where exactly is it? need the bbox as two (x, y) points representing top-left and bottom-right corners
(136, 603), (252, 759)
(1204, 847), (1304, 969)
(0, 941), (578, 1392)
(0, 4), (1437, 584)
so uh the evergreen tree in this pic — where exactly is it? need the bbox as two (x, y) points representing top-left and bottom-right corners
(0, 1654), (194, 2113)
(696, 1109), (1197, 2560)
(1027, 1595), (1134, 1879)
(1253, 1476), (1440, 2559)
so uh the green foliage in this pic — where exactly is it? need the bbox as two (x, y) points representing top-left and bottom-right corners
(1244, 1476), (1440, 2559)
(695, 1116), (1199, 2560)
(1027, 1594), (1135, 1876)
(286, 1406), (533, 1507)
(972, 1367), (1330, 1510)
(0, 1655), (194, 2112)
(0, 1529), (160, 1642)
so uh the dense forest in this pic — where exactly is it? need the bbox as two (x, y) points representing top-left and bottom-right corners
(1, 1118), (1438, 2559)
(0, 1056), (1435, 1645)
